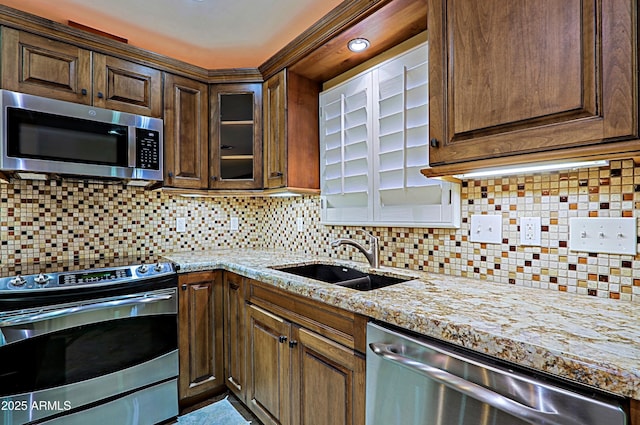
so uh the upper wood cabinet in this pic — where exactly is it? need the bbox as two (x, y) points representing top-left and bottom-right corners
(427, 0), (638, 167)
(164, 73), (209, 189)
(263, 70), (320, 192)
(178, 271), (225, 402)
(92, 53), (162, 117)
(1, 27), (162, 117)
(210, 83), (263, 189)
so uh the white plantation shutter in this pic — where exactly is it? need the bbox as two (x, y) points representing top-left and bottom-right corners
(320, 73), (373, 222)
(320, 42), (460, 228)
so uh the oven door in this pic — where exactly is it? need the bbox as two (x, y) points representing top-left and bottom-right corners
(0, 287), (178, 425)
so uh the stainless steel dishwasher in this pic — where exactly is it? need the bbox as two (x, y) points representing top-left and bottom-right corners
(366, 322), (628, 425)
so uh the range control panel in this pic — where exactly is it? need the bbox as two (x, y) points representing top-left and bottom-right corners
(0, 262), (175, 293)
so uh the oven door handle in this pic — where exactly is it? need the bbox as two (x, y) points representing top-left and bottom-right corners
(0, 293), (175, 326)
(369, 342), (581, 425)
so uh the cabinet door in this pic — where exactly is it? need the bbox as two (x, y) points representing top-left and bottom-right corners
(290, 327), (365, 425)
(164, 73), (209, 189)
(178, 271), (224, 401)
(210, 83), (263, 189)
(224, 273), (246, 401)
(246, 304), (291, 425)
(263, 71), (287, 189)
(1, 27), (91, 104)
(93, 53), (162, 117)
(428, 0), (637, 165)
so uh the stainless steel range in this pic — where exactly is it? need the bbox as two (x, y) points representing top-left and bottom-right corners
(0, 260), (179, 425)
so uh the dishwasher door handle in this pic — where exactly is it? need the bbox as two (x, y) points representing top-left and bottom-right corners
(369, 342), (581, 425)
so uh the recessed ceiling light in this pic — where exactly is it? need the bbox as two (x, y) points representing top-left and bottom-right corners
(348, 38), (370, 52)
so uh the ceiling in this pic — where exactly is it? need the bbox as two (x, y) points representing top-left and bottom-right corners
(0, 0), (344, 69)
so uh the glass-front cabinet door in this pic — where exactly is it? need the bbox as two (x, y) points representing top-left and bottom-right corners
(210, 83), (262, 189)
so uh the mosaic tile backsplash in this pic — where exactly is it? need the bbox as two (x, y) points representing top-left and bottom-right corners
(1, 159), (639, 302)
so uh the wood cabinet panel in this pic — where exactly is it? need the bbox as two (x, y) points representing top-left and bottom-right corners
(223, 273), (246, 401)
(1, 27), (91, 103)
(93, 53), (162, 117)
(246, 304), (291, 425)
(178, 271), (224, 401)
(164, 73), (209, 188)
(291, 327), (365, 425)
(632, 399), (640, 425)
(428, 0), (637, 166)
(263, 71), (287, 189)
(263, 70), (320, 191)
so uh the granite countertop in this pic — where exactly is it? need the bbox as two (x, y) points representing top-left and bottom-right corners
(163, 248), (640, 401)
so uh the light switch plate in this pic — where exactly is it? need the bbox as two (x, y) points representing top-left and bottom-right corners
(176, 217), (186, 233)
(520, 217), (542, 246)
(569, 217), (637, 255)
(230, 217), (239, 231)
(470, 215), (502, 244)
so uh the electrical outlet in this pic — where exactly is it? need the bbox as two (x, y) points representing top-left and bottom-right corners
(469, 215), (502, 244)
(569, 217), (637, 255)
(520, 217), (542, 246)
(296, 217), (304, 232)
(176, 217), (186, 233)
(230, 217), (239, 231)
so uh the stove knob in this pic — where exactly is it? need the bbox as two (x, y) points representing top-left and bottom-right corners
(34, 274), (51, 285)
(153, 262), (164, 272)
(138, 264), (149, 274)
(9, 275), (27, 287)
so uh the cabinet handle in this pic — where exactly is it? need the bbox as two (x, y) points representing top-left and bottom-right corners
(181, 284), (187, 291)
(278, 335), (288, 343)
(81, 89), (88, 96)
(168, 172), (174, 178)
(270, 172), (283, 178)
(430, 138), (440, 148)
(211, 176), (218, 181)
(97, 92), (104, 99)
(289, 340), (298, 348)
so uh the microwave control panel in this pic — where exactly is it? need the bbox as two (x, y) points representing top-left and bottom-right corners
(136, 129), (160, 170)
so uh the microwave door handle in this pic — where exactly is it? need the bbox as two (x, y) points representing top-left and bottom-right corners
(0, 293), (174, 327)
(369, 342), (580, 425)
(128, 126), (137, 167)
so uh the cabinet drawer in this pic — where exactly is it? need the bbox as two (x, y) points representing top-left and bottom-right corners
(247, 279), (367, 353)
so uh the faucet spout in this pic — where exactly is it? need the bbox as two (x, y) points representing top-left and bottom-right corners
(330, 230), (380, 268)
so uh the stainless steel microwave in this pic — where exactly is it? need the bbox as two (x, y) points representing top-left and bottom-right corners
(0, 89), (163, 182)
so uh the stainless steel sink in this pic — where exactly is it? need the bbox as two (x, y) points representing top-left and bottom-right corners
(274, 263), (411, 291)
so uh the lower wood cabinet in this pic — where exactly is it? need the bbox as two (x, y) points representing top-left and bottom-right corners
(178, 271), (225, 401)
(246, 303), (365, 425)
(290, 326), (365, 425)
(223, 272), (246, 402)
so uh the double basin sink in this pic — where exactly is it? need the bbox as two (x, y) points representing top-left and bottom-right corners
(273, 263), (411, 291)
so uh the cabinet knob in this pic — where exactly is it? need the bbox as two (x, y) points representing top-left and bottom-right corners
(81, 88), (88, 96)
(97, 92), (104, 99)
(168, 172), (174, 178)
(181, 284), (187, 291)
(211, 176), (218, 181)
(278, 335), (288, 344)
(430, 138), (440, 148)
(289, 340), (298, 348)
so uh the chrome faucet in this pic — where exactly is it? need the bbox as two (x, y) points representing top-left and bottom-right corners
(330, 229), (380, 268)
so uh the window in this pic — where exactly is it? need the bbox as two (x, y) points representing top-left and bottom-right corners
(319, 42), (460, 228)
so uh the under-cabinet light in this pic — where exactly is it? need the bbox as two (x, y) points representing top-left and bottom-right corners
(269, 191), (302, 198)
(348, 38), (370, 52)
(15, 172), (49, 181)
(454, 160), (609, 179)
